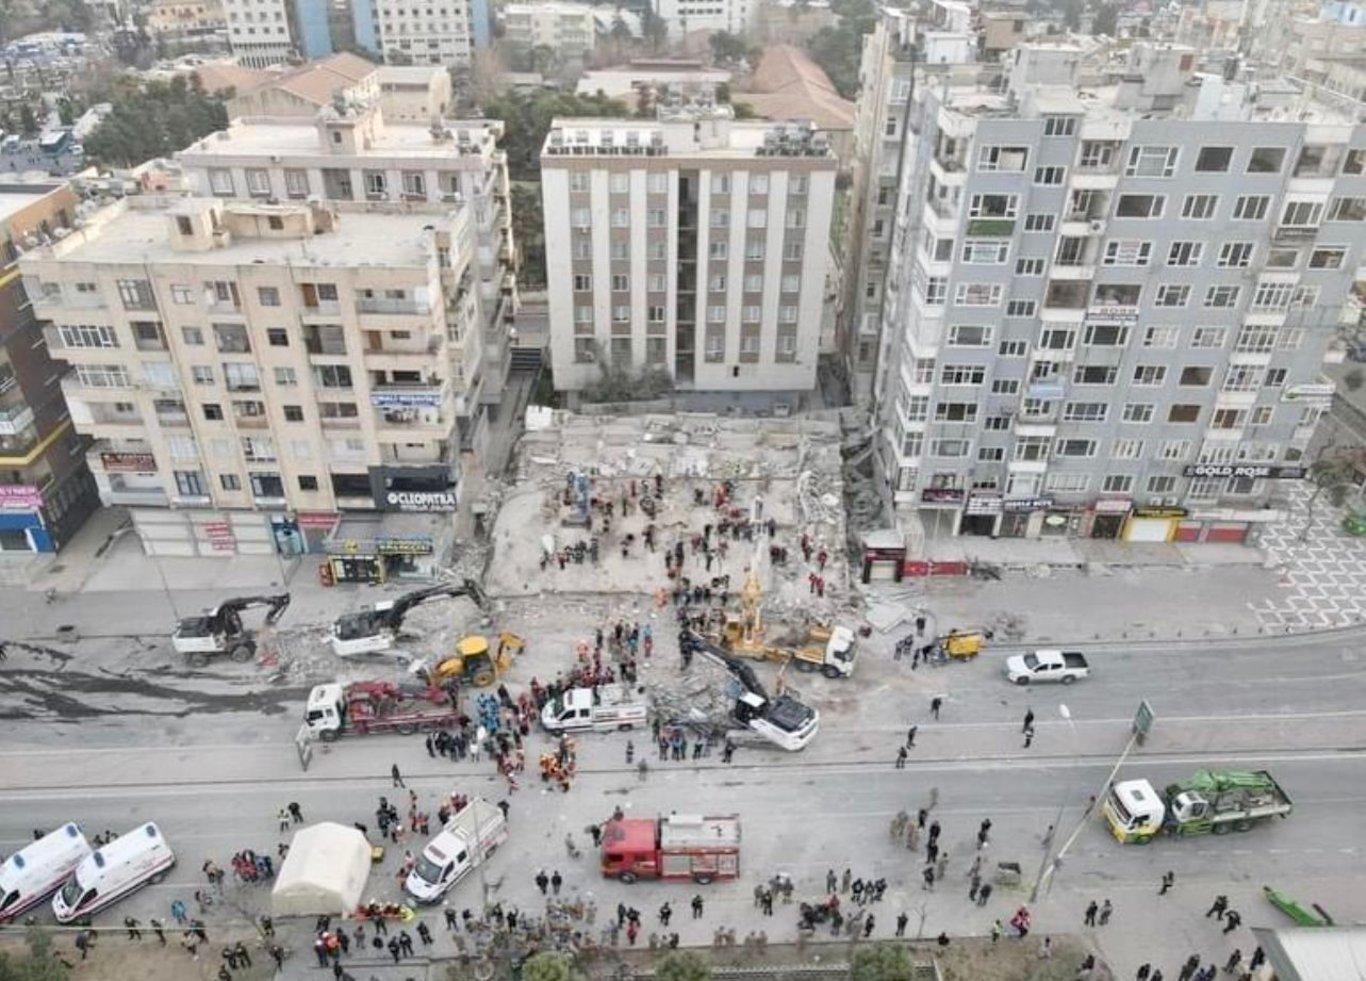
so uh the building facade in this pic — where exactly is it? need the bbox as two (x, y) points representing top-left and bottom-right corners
(502, 2), (597, 62)
(222, 0), (296, 67)
(176, 104), (518, 405)
(369, 0), (486, 69)
(540, 111), (836, 408)
(653, 0), (752, 40)
(875, 42), (1366, 544)
(22, 197), (483, 559)
(0, 183), (100, 554)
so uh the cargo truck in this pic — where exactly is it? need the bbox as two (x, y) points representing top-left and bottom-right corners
(600, 813), (740, 885)
(303, 680), (461, 741)
(1103, 769), (1292, 843)
(404, 797), (506, 903)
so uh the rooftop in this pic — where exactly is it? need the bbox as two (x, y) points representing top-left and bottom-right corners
(734, 45), (855, 132)
(0, 184), (64, 227)
(543, 117), (835, 160)
(32, 198), (443, 269)
(179, 117), (501, 161)
(504, 1), (596, 15)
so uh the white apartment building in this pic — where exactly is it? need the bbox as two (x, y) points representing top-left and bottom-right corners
(540, 110), (837, 409)
(222, 0), (295, 67)
(874, 41), (1366, 544)
(502, 2), (597, 61)
(176, 104), (518, 403)
(653, 0), (752, 40)
(371, 0), (480, 68)
(21, 196), (484, 558)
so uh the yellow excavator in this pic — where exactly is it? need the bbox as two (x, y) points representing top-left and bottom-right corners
(417, 632), (525, 687)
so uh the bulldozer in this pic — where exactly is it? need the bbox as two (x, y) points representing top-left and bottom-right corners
(416, 631), (524, 687)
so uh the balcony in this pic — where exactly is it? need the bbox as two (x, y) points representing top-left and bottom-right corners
(155, 409), (191, 428)
(0, 403), (35, 436)
(378, 441), (448, 465)
(33, 290), (105, 313)
(964, 218), (1015, 237)
(1273, 225), (1318, 243)
(355, 297), (433, 316)
(83, 407), (146, 438)
(300, 300), (343, 317)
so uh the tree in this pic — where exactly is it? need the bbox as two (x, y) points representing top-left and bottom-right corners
(655, 952), (712, 981)
(709, 30), (756, 67)
(510, 182), (545, 288)
(1092, 1), (1118, 36)
(81, 75), (228, 166)
(480, 88), (631, 181)
(0, 926), (71, 980)
(803, 0), (876, 99)
(18, 105), (38, 138)
(521, 952), (578, 981)
(849, 943), (915, 981)
(1302, 444), (1366, 542)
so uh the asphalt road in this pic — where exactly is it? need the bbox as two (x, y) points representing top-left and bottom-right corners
(2, 619), (1366, 978)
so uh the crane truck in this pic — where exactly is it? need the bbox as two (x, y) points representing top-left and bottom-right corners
(679, 629), (819, 751)
(331, 579), (488, 657)
(172, 594), (291, 667)
(1103, 769), (1293, 844)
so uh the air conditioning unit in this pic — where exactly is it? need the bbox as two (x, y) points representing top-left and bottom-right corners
(1089, 219), (1106, 233)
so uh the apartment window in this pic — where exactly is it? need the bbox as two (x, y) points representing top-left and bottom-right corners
(1247, 146), (1286, 173)
(1154, 284), (1191, 308)
(609, 173), (628, 194)
(1158, 439), (1190, 461)
(649, 306), (666, 324)
(901, 394), (929, 420)
(1250, 406), (1274, 427)
(1266, 248), (1300, 269)
(1015, 258), (1045, 277)
(1063, 402), (1108, 422)
(940, 364), (986, 386)
(779, 306), (798, 323)
(647, 273), (667, 293)
(710, 209), (730, 228)
(647, 173), (667, 194)
(573, 337), (596, 363)
(1043, 116), (1076, 136)
(961, 239), (1010, 264)
(208, 168), (234, 195)
(1181, 194), (1218, 219)
(1146, 475), (1177, 495)
(1250, 281), (1293, 311)
(947, 324), (992, 347)
(1079, 141), (1115, 169)
(1073, 365), (1117, 385)
(1122, 402), (1154, 423)
(1006, 299), (1036, 318)
(647, 209), (667, 227)
(968, 193), (1018, 218)
(1233, 195), (1270, 221)
(745, 241), (765, 261)
(1217, 242), (1255, 268)
(1054, 439), (1096, 458)
(1211, 408), (1246, 430)
(991, 379), (1020, 395)
(213, 323), (250, 353)
(998, 340), (1027, 357)
(612, 305), (630, 324)
(1194, 146), (1233, 172)
(934, 402), (979, 422)
(1292, 285), (1319, 309)
(317, 402), (357, 420)
(1179, 366), (1212, 387)
(401, 171), (426, 197)
(202, 403), (223, 421)
(174, 470), (208, 496)
(570, 208), (591, 230)
(709, 241), (728, 260)
(1277, 327), (1306, 351)
(245, 168), (271, 196)
(58, 324), (118, 348)
(275, 367), (298, 387)
(1282, 200), (1323, 227)
(786, 208), (806, 229)
(1115, 194), (1165, 219)
(116, 278), (156, 310)
(1125, 145), (1178, 177)
(710, 174), (731, 194)
(610, 208), (629, 228)
(1102, 240), (1152, 266)
(284, 169), (309, 197)
(1328, 197), (1366, 222)
(783, 242), (803, 260)
(1083, 324), (1128, 346)
(929, 439), (970, 458)
(1309, 247), (1347, 269)
(220, 474), (241, 491)
(573, 274), (592, 293)
(1033, 166), (1065, 185)
(170, 285), (195, 305)
(1143, 326), (1178, 349)
(266, 328), (288, 347)
(1044, 473), (1088, 495)
(1024, 213), (1055, 232)
(742, 305), (761, 323)
(781, 274), (799, 294)
(1038, 328), (1075, 350)
(954, 283), (1002, 307)
(1235, 325), (1277, 353)
(363, 171), (387, 196)
(1102, 474), (1135, 493)
(249, 473), (285, 499)
(708, 273), (727, 292)
(1191, 326), (1228, 349)
(1133, 364), (1167, 386)
(1203, 285), (1241, 308)
(1265, 368), (1288, 387)
(707, 305), (726, 323)
(611, 274), (629, 291)
(1166, 241), (1203, 266)
(743, 274), (763, 293)
(1167, 404), (1201, 423)
(924, 277), (947, 305)
(314, 364), (353, 390)
(977, 145), (1028, 172)
(978, 447), (1005, 462)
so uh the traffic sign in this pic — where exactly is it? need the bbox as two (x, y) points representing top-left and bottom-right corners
(1133, 699), (1155, 744)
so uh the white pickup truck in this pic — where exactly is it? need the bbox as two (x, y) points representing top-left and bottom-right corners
(1004, 649), (1090, 685)
(540, 684), (648, 733)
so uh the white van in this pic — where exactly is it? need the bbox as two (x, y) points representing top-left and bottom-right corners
(0, 824), (92, 922)
(52, 823), (174, 923)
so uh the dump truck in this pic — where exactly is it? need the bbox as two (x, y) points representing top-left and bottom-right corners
(1004, 649), (1090, 685)
(541, 684), (649, 734)
(404, 797), (507, 904)
(1103, 769), (1293, 843)
(303, 681), (461, 741)
(600, 813), (740, 884)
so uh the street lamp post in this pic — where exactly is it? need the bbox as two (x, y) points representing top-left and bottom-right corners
(1030, 703), (1079, 902)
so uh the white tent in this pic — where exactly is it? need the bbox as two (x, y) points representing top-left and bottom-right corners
(271, 822), (371, 917)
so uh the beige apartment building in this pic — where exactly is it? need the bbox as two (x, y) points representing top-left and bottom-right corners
(540, 109), (837, 410)
(176, 103), (518, 401)
(21, 196), (484, 561)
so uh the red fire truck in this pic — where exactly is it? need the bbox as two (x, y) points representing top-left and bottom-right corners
(600, 813), (741, 884)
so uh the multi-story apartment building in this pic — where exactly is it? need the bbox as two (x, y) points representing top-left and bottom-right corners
(876, 41), (1366, 544)
(370, 0), (488, 69)
(22, 196), (483, 560)
(653, 0), (752, 40)
(540, 109), (837, 409)
(502, 2), (598, 62)
(0, 183), (100, 554)
(176, 104), (517, 404)
(222, 0), (296, 66)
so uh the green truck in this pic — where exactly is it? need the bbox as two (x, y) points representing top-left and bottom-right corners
(1103, 769), (1293, 844)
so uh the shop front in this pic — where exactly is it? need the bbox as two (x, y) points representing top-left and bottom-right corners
(369, 463), (460, 515)
(960, 494), (1002, 537)
(1123, 506), (1188, 543)
(0, 485), (49, 552)
(999, 497), (1053, 538)
(323, 512), (454, 585)
(860, 529), (906, 582)
(1175, 464), (1306, 544)
(1089, 498), (1132, 539)
(919, 487), (964, 539)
